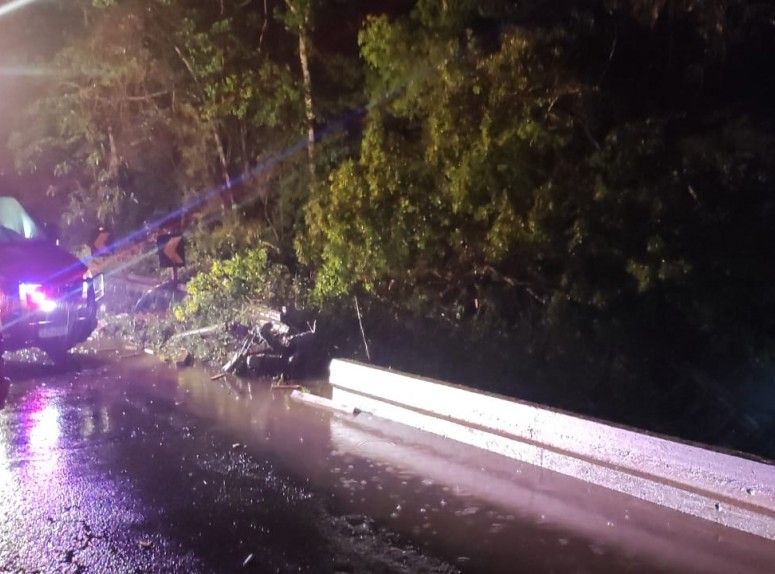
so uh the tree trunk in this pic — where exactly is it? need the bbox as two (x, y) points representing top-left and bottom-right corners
(174, 44), (233, 210)
(298, 29), (316, 185)
(107, 125), (120, 179)
(212, 124), (233, 210)
(284, 0), (316, 190)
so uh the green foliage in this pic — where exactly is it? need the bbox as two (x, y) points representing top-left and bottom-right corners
(304, 13), (584, 312)
(186, 213), (268, 270)
(174, 247), (292, 324)
(298, 0), (775, 440)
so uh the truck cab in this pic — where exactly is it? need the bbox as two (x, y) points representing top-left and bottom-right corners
(0, 196), (103, 362)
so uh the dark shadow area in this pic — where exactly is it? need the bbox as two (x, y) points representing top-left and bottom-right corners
(319, 302), (775, 461)
(0, 376), (9, 409)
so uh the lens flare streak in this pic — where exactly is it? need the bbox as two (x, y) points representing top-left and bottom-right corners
(0, 0), (40, 19)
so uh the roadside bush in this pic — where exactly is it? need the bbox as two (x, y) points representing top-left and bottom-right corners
(186, 214), (270, 271)
(174, 247), (293, 325)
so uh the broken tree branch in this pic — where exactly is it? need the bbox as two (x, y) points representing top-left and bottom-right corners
(353, 295), (371, 362)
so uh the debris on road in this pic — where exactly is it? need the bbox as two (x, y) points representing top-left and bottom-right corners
(133, 280), (186, 314)
(104, 292), (326, 380)
(168, 324), (222, 342)
(245, 353), (285, 374)
(94, 346), (121, 354)
(174, 350), (193, 368)
(222, 334), (255, 374)
(219, 311), (326, 380)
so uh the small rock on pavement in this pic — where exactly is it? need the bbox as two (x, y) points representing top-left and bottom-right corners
(174, 350), (193, 368)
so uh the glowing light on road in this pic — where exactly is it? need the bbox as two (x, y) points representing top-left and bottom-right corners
(0, 0), (39, 18)
(29, 403), (60, 449)
(27, 401), (61, 476)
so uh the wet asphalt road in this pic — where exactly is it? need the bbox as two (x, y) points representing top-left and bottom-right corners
(0, 348), (773, 573)
(0, 351), (453, 573)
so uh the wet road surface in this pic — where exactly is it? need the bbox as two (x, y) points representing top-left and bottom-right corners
(0, 348), (773, 573)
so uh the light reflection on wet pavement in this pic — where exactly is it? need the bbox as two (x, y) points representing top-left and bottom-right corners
(0, 348), (773, 573)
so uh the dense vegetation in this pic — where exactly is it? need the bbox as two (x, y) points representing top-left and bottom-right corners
(3, 0), (774, 455)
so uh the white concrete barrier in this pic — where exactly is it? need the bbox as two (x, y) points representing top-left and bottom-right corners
(329, 359), (775, 540)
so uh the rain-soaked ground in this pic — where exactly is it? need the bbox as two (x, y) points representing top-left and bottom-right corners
(0, 345), (773, 573)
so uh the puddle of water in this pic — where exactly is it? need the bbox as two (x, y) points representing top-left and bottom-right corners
(11, 352), (772, 573)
